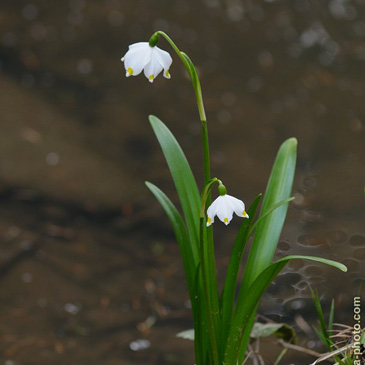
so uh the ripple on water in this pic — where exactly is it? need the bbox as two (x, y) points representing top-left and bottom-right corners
(287, 258), (304, 270)
(303, 265), (324, 277)
(297, 234), (325, 248)
(301, 210), (323, 223)
(349, 234), (365, 247)
(326, 229), (348, 246)
(340, 258), (360, 272)
(294, 280), (308, 291)
(277, 240), (291, 251)
(308, 276), (326, 285)
(278, 272), (302, 285)
(353, 248), (365, 260)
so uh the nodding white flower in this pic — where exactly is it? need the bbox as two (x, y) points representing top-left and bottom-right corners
(206, 194), (249, 227)
(121, 42), (172, 83)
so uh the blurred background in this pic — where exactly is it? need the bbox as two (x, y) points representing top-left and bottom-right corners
(0, 0), (364, 364)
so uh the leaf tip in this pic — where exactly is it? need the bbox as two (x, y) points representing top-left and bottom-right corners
(145, 181), (157, 192)
(288, 137), (298, 145)
(148, 114), (159, 125)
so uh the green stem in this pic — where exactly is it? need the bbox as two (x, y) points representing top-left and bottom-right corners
(201, 121), (211, 187)
(153, 31), (220, 363)
(200, 178), (222, 218)
(154, 31), (211, 191)
(153, 31), (207, 122)
(200, 218), (219, 365)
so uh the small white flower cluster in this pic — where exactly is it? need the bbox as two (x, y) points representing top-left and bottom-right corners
(121, 42), (172, 83)
(207, 194), (249, 227)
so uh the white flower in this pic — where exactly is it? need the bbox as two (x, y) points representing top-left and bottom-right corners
(121, 42), (172, 83)
(206, 194), (249, 226)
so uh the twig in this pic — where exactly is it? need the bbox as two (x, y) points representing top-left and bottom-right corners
(295, 314), (314, 337)
(278, 339), (323, 357)
(242, 350), (253, 365)
(332, 323), (352, 329)
(308, 343), (354, 365)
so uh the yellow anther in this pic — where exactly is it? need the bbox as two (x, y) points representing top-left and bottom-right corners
(149, 74), (154, 81)
(127, 67), (133, 76)
(224, 218), (229, 224)
(207, 217), (212, 224)
(243, 210), (247, 216)
(165, 69), (170, 77)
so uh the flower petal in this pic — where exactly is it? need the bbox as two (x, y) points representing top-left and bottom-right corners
(153, 47), (173, 79)
(143, 55), (163, 82)
(206, 215), (214, 227)
(206, 197), (220, 226)
(216, 196), (233, 225)
(207, 197), (220, 217)
(122, 43), (151, 77)
(128, 42), (149, 50)
(226, 195), (248, 218)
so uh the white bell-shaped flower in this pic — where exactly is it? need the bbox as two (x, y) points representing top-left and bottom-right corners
(206, 194), (249, 226)
(121, 42), (172, 83)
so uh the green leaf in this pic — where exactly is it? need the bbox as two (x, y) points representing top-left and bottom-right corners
(311, 288), (328, 345)
(199, 218), (220, 365)
(232, 138), (297, 363)
(220, 194), (262, 353)
(148, 116), (212, 364)
(251, 322), (296, 343)
(192, 263), (203, 364)
(149, 115), (201, 256)
(145, 182), (197, 298)
(276, 255), (347, 272)
(310, 287), (336, 351)
(313, 325), (328, 348)
(224, 260), (287, 364)
(192, 262), (211, 365)
(224, 255), (346, 364)
(248, 197), (295, 237)
(242, 138), (298, 292)
(328, 299), (335, 332)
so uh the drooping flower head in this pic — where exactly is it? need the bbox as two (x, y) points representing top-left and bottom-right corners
(121, 42), (172, 83)
(206, 184), (249, 226)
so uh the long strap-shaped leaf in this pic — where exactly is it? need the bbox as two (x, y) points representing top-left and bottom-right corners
(241, 137), (297, 292)
(145, 182), (197, 298)
(223, 256), (346, 364)
(219, 194), (262, 354)
(234, 138), (297, 362)
(148, 117), (211, 363)
(199, 218), (220, 364)
(149, 115), (201, 259)
(146, 181), (209, 362)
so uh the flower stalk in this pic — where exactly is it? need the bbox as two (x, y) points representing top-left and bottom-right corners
(150, 32), (211, 196)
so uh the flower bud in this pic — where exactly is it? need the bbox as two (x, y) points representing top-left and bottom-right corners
(218, 183), (227, 196)
(149, 32), (160, 47)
